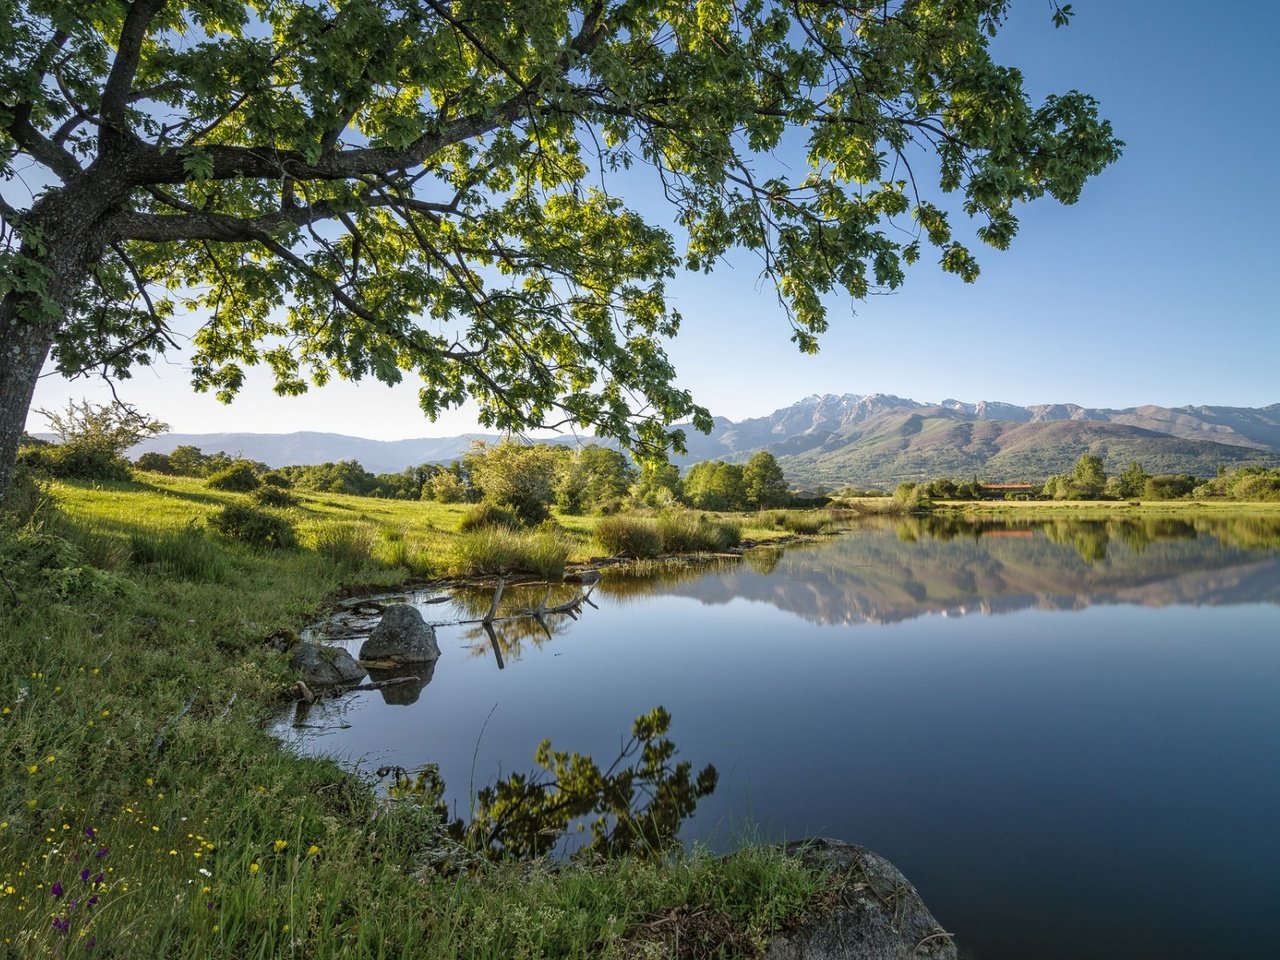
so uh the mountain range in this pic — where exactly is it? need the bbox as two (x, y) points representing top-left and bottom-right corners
(124, 394), (1280, 487)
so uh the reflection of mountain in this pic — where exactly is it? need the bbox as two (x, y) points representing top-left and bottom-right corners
(597, 518), (1280, 627)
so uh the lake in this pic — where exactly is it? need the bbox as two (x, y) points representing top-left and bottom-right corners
(277, 514), (1280, 960)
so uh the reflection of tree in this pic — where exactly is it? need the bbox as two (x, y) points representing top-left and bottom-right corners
(381, 707), (716, 861)
(1045, 520), (1110, 563)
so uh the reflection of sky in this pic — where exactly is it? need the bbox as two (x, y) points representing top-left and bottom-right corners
(277, 529), (1280, 960)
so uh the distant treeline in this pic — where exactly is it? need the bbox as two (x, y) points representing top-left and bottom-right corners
(894, 455), (1280, 504)
(128, 440), (811, 516)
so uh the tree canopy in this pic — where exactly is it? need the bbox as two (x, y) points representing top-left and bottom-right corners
(0, 0), (1120, 501)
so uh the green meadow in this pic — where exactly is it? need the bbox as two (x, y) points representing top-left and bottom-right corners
(0, 475), (836, 958)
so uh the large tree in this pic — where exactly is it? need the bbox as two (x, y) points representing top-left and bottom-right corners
(0, 0), (1120, 502)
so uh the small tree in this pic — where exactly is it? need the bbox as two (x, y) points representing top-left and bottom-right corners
(743, 451), (789, 509)
(26, 400), (166, 481)
(464, 442), (560, 525)
(1115, 460), (1150, 500)
(1070, 454), (1107, 500)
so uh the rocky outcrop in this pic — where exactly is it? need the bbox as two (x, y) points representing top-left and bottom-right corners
(359, 603), (441, 666)
(764, 839), (956, 960)
(289, 641), (366, 687)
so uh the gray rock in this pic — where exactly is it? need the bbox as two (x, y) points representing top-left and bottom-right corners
(359, 604), (441, 665)
(763, 838), (957, 960)
(289, 641), (366, 687)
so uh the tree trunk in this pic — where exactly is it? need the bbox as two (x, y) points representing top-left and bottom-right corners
(0, 295), (57, 507)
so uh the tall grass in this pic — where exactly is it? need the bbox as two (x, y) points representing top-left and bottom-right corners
(130, 523), (230, 580)
(656, 510), (742, 552)
(307, 520), (376, 569)
(594, 515), (663, 558)
(450, 527), (571, 579)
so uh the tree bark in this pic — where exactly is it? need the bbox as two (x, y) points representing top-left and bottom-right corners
(0, 299), (55, 506)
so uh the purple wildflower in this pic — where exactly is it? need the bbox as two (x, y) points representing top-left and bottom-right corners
(87, 895), (99, 907)
(95, 846), (109, 858)
(92, 873), (104, 886)
(80, 868), (91, 882)
(52, 916), (70, 933)
(84, 826), (95, 839)
(51, 881), (64, 898)
(86, 937), (96, 949)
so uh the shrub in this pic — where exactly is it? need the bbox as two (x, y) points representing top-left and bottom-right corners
(458, 501), (517, 532)
(595, 515), (663, 558)
(208, 503), (297, 549)
(656, 510), (741, 552)
(134, 451), (175, 473)
(19, 441), (132, 482)
(309, 521), (376, 568)
(252, 486), (298, 508)
(450, 527), (570, 579)
(260, 470), (293, 488)
(206, 462), (261, 492)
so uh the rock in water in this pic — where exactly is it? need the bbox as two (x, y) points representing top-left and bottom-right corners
(359, 604), (441, 665)
(289, 642), (366, 688)
(763, 839), (957, 960)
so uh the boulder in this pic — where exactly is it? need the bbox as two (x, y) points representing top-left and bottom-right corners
(289, 641), (366, 687)
(359, 603), (441, 666)
(763, 838), (957, 960)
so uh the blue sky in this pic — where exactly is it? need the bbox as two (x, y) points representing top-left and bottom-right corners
(27, 1), (1280, 439)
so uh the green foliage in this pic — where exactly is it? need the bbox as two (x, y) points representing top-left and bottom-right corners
(0, 463), (46, 523)
(0, 523), (124, 607)
(1194, 466), (1280, 502)
(893, 482), (932, 512)
(208, 504), (297, 550)
(205, 462), (261, 492)
(1115, 460), (1150, 500)
(425, 469), (467, 503)
(464, 442), (560, 525)
(19, 401), (165, 482)
(743, 452), (789, 509)
(252, 486), (298, 508)
(632, 462), (682, 508)
(260, 470), (293, 489)
(595, 516), (663, 559)
(683, 461), (747, 511)
(556, 445), (637, 515)
(1071, 454), (1107, 499)
(0, 0), (1121, 502)
(134, 451), (175, 473)
(458, 501), (518, 533)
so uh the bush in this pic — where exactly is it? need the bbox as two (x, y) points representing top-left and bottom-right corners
(19, 441), (132, 482)
(208, 503), (297, 549)
(458, 501), (517, 532)
(260, 470), (293, 488)
(594, 515), (663, 558)
(206, 463), (261, 492)
(309, 521), (376, 569)
(252, 486), (298, 508)
(656, 510), (741, 552)
(450, 527), (570, 579)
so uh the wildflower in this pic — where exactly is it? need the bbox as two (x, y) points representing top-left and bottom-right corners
(307, 845), (320, 856)
(87, 895), (98, 907)
(52, 916), (70, 933)
(80, 869), (90, 882)
(95, 847), (108, 858)
(273, 839), (287, 852)
(249, 863), (259, 874)
(100, 710), (109, 718)
(92, 874), (103, 886)
(51, 881), (64, 898)
(2, 707), (9, 715)
(84, 827), (95, 839)
(27, 764), (38, 775)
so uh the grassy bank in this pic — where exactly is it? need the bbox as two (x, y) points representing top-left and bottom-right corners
(1, 476), (834, 957)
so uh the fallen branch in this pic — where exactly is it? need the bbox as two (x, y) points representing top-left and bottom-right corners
(344, 675), (420, 693)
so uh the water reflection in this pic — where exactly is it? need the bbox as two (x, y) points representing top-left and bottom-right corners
(592, 515), (1280, 627)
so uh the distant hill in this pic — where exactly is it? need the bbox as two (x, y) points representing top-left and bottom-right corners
(116, 394), (1280, 486)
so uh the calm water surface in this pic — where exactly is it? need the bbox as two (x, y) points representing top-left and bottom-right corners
(277, 515), (1280, 960)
